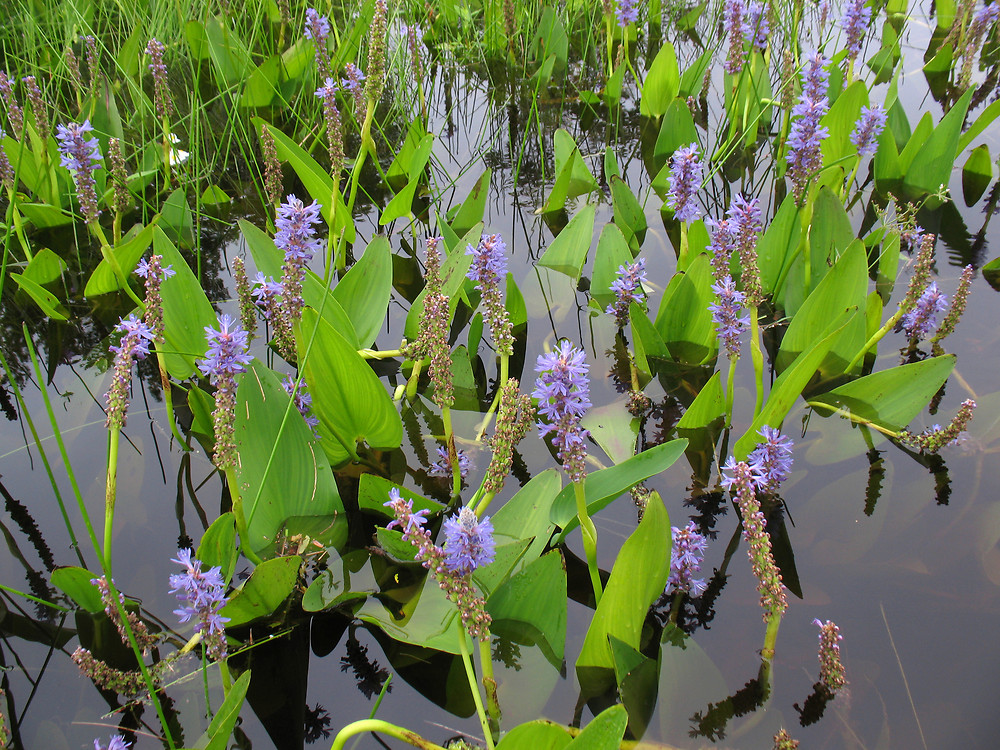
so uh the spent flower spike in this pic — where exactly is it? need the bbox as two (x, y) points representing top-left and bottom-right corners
(813, 618), (847, 694)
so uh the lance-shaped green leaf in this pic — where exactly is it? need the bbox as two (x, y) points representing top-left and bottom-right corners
(542, 131), (598, 213)
(654, 253), (717, 365)
(491, 470), (562, 563)
(197, 513), (238, 581)
(758, 194), (802, 302)
(640, 42), (679, 117)
(84, 222), (155, 296)
(676, 371), (724, 430)
(487, 550), (567, 668)
(195, 670), (251, 750)
(565, 705), (628, 749)
(537, 204), (596, 280)
(296, 308), (402, 466)
(582, 402), (638, 465)
(905, 87), (972, 200)
(404, 223), (480, 341)
(962, 144), (992, 206)
(732, 310), (853, 458)
(552, 439), (687, 539)
(204, 14), (253, 89)
(235, 361), (344, 553)
(610, 176), (646, 249)
(10, 273), (68, 320)
(50, 567), (103, 613)
(330, 235), (393, 349)
(590, 224), (634, 309)
(809, 355), (956, 432)
(450, 169), (491, 237)
(495, 722), (572, 750)
(609, 635), (659, 739)
(380, 133), (434, 225)
(577, 494), (669, 694)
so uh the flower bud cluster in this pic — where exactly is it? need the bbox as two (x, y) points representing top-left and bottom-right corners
(108, 138), (132, 213)
(0, 71), (23, 137)
(91, 576), (159, 653)
(21, 76), (48, 141)
(666, 143), (703, 223)
(136, 254), (175, 343)
(932, 265), (975, 343)
(233, 256), (257, 338)
(708, 276), (750, 359)
(315, 78), (345, 176)
(467, 233), (514, 355)
(729, 194), (763, 307)
(105, 314), (155, 430)
(483, 378), (534, 495)
(365, 0), (388, 104)
(145, 39), (173, 120)
(415, 239), (454, 408)
(606, 258), (647, 329)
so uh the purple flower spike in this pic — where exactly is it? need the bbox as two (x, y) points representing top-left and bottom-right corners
(606, 258), (648, 328)
(666, 521), (709, 596)
(850, 105), (887, 157)
(442, 507), (496, 575)
(341, 63), (366, 99)
(666, 143), (703, 223)
(747, 425), (794, 492)
(466, 233), (508, 286)
(708, 275), (750, 359)
(104, 314), (155, 430)
(55, 120), (103, 223)
(786, 54), (830, 204)
(384, 487), (431, 537)
(901, 282), (948, 340)
(724, 0), (747, 74)
(198, 314), (252, 383)
(283, 376), (320, 437)
(616, 0), (639, 26)
(533, 341), (592, 483)
(840, 0), (871, 64)
(169, 548), (230, 659)
(742, 1), (769, 50)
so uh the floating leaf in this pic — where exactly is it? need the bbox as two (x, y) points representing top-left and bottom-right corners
(357, 574), (462, 653)
(654, 253), (717, 365)
(491, 470), (562, 563)
(565, 705), (628, 749)
(495, 722), (572, 750)
(221, 555), (301, 627)
(904, 88), (972, 200)
(590, 224), (634, 308)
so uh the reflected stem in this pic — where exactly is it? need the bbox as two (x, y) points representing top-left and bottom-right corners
(575, 479), (603, 606)
(328, 720), (447, 750)
(458, 628), (496, 750)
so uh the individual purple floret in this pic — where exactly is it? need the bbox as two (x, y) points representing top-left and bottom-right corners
(442, 506), (496, 575)
(606, 258), (647, 328)
(429, 445), (471, 479)
(708, 275), (750, 359)
(283, 376), (320, 437)
(666, 143), (703, 223)
(724, 0), (747, 74)
(55, 120), (103, 223)
(251, 272), (284, 317)
(742, 1), (769, 50)
(93, 735), (131, 750)
(666, 521), (709, 597)
(169, 548), (229, 660)
(746, 425), (794, 492)
(105, 314), (155, 430)
(533, 341), (592, 484)
(840, 0), (871, 65)
(616, 0), (639, 26)
(901, 282), (948, 340)
(850, 105), (887, 157)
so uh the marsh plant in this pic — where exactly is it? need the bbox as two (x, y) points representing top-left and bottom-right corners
(0, 0), (997, 747)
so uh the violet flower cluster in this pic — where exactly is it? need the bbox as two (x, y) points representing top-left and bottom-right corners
(724, 0), (746, 74)
(786, 52), (830, 204)
(384, 488), (492, 639)
(666, 521), (709, 597)
(0, 71), (22, 139)
(742, 1), (769, 50)
(315, 78), (345, 175)
(105, 314), (155, 430)
(729, 194), (763, 307)
(900, 398), (976, 453)
(341, 63), (366, 117)
(197, 314), (253, 469)
(276, 194), (323, 323)
(616, 0), (639, 26)
(606, 258), (647, 328)
(0, 127), (13, 189)
(93, 735), (131, 750)
(708, 217), (737, 281)
(901, 282), (948, 340)
(533, 341), (592, 484)
(708, 276), (750, 359)
(850, 105), (887, 157)
(55, 120), (103, 223)
(442, 506), (497, 575)
(283, 375), (320, 437)
(136, 254), (175, 343)
(746, 425), (795, 493)
(22, 75), (48, 142)
(169, 548), (230, 660)
(813, 618), (847, 695)
(840, 0), (871, 67)
(304, 8), (332, 81)
(722, 459), (788, 621)
(666, 143), (703, 223)
(466, 232), (514, 355)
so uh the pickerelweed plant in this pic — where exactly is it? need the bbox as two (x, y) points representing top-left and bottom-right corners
(1, 0), (998, 747)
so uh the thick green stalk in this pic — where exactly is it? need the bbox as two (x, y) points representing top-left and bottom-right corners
(475, 353), (509, 441)
(478, 633), (501, 739)
(575, 479), (603, 605)
(341, 100), (377, 270)
(725, 355), (737, 426)
(442, 406), (461, 500)
(329, 720), (447, 750)
(104, 429), (120, 571)
(758, 612), (783, 691)
(749, 307), (764, 419)
(458, 628), (496, 750)
(845, 305), (906, 373)
(225, 466), (263, 566)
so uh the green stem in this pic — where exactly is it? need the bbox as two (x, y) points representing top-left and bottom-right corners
(458, 629), (496, 750)
(154, 349), (189, 448)
(475, 353), (509, 441)
(724, 354), (737, 426)
(845, 305), (906, 373)
(341, 101), (377, 271)
(328, 720), (447, 750)
(105, 428), (120, 571)
(442, 406), (461, 501)
(758, 612), (782, 692)
(478, 634), (501, 741)
(574, 479), (603, 606)
(749, 306), (764, 419)
(678, 223), (689, 269)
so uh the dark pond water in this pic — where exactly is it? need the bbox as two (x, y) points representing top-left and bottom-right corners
(3, 3), (1000, 749)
